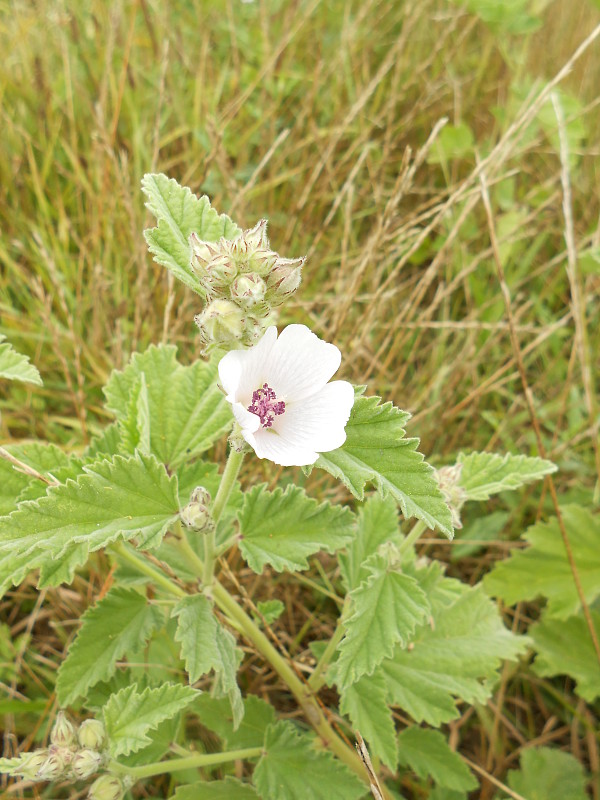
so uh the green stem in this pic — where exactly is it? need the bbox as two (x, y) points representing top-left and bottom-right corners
(398, 519), (427, 554)
(109, 747), (262, 780)
(203, 447), (245, 585)
(308, 599), (349, 693)
(111, 542), (186, 598)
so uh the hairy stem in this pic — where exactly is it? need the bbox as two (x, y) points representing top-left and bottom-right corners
(308, 598), (349, 693)
(111, 541), (186, 598)
(398, 519), (427, 554)
(203, 447), (245, 585)
(109, 747), (262, 779)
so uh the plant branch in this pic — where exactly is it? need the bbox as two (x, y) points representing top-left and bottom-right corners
(109, 747), (263, 779)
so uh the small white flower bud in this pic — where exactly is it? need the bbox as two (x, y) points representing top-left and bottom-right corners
(88, 774), (124, 800)
(77, 719), (107, 751)
(12, 750), (48, 779)
(242, 218), (269, 250)
(71, 748), (103, 780)
(37, 750), (68, 781)
(265, 257), (304, 305)
(180, 486), (213, 532)
(50, 710), (76, 748)
(230, 273), (266, 309)
(436, 464), (467, 529)
(195, 299), (246, 347)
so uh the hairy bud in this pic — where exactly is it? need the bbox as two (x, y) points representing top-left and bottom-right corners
(195, 299), (245, 347)
(50, 710), (76, 748)
(37, 750), (68, 781)
(180, 486), (213, 532)
(11, 750), (49, 780)
(265, 258), (304, 306)
(88, 774), (124, 800)
(71, 748), (103, 780)
(77, 719), (106, 751)
(230, 273), (266, 309)
(436, 463), (467, 529)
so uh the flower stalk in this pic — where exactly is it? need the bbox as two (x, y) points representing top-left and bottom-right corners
(109, 747), (263, 780)
(203, 446), (245, 585)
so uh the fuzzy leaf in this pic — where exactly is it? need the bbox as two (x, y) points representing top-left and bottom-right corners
(333, 554), (430, 689)
(0, 441), (71, 515)
(104, 344), (232, 469)
(484, 505), (600, 619)
(120, 373), (151, 455)
(57, 587), (163, 705)
(253, 721), (365, 800)
(0, 453), (180, 597)
(458, 451), (556, 501)
(530, 610), (600, 702)
(104, 682), (199, 757)
(193, 694), (275, 749)
(381, 583), (528, 726)
(339, 670), (398, 770)
(212, 625), (244, 730)
(397, 727), (477, 791)
(142, 173), (240, 293)
(315, 396), (453, 536)
(506, 747), (588, 800)
(171, 778), (261, 799)
(339, 494), (402, 591)
(0, 334), (42, 385)
(238, 484), (355, 573)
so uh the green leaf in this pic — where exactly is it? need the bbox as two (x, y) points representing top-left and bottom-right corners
(0, 453), (180, 597)
(256, 599), (285, 625)
(507, 747), (588, 800)
(397, 727), (477, 791)
(57, 587), (163, 706)
(103, 682), (199, 757)
(104, 344), (232, 469)
(192, 694), (275, 749)
(0, 441), (71, 515)
(142, 173), (240, 293)
(253, 721), (365, 800)
(381, 583), (528, 726)
(457, 451), (556, 501)
(314, 395), (453, 536)
(484, 505), (600, 619)
(333, 554), (430, 689)
(171, 778), (261, 800)
(212, 625), (244, 730)
(120, 373), (151, 455)
(238, 484), (355, 573)
(0, 334), (42, 385)
(339, 494), (402, 591)
(339, 670), (398, 770)
(530, 610), (600, 702)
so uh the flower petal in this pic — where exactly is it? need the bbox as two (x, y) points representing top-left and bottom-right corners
(231, 401), (261, 433)
(218, 326), (278, 402)
(273, 380), (354, 453)
(248, 428), (319, 467)
(264, 324), (341, 402)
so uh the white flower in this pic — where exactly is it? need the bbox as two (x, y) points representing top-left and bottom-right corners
(218, 325), (354, 466)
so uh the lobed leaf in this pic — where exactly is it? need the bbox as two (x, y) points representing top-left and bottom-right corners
(192, 694), (275, 750)
(397, 727), (477, 791)
(315, 395), (453, 536)
(57, 587), (163, 706)
(457, 451), (556, 501)
(507, 747), (588, 800)
(103, 682), (199, 757)
(171, 778), (261, 799)
(0, 334), (42, 385)
(238, 484), (355, 573)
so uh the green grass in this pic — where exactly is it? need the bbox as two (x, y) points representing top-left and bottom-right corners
(1, 0), (600, 797)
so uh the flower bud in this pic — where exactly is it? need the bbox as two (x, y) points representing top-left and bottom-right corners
(180, 486), (213, 532)
(50, 710), (76, 748)
(78, 719), (107, 751)
(265, 257), (304, 305)
(436, 463), (467, 530)
(195, 299), (245, 347)
(37, 750), (67, 781)
(88, 774), (124, 800)
(242, 218), (269, 250)
(230, 273), (266, 309)
(71, 748), (103, 780)
(12, 749), (48, 779)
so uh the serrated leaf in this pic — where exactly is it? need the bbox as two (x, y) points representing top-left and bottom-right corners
(56, 587), (163, 706)
(397, 727), (477, 791)
(120, 373), (151, 455)
(104, 344), (232, 469)
(507, 747), (588, 800)
(339, 494), (402, 591)
(213, 625), (244, 730)
(171, 778), (261, 800)
(0, 453), (180, 597)
(339, 670), (398, 770)
(381, 583), (528, 726)
(193, 694), (275, 749)
(315, 395), (453, 536)
(484, 505), (600, 619)
(0, 441), (71, 515)
(530, 610), (600, 702)
(142, 173), (240, 293)
(457, 451), (556, 501)
(238, 484), (355, 573)
(256, 599), (285, 625)
(0, 334), (42, 385)
(85, 422), (123, 459)
(253, 721), (365, 800)
(103, 682), (199, 757)
(334, 556), (430, 689)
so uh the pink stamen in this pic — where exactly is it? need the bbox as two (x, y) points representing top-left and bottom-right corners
(248, 383), (286, 428)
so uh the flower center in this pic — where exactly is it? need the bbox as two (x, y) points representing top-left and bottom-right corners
(248, 383), (286, 428)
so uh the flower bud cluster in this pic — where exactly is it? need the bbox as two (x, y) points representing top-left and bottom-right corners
(435, 463), (467, 529)
(180, 485), (213, 532)
(190, 220), (304, 350)
(2, 713), (114, 795)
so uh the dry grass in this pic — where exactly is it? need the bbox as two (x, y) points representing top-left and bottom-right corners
(1, 0), (600, 797)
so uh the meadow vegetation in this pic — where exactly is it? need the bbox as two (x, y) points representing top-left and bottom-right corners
(1, 0), (599, 798)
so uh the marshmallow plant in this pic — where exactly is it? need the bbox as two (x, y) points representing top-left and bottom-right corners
(0, 175), (557, 800)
